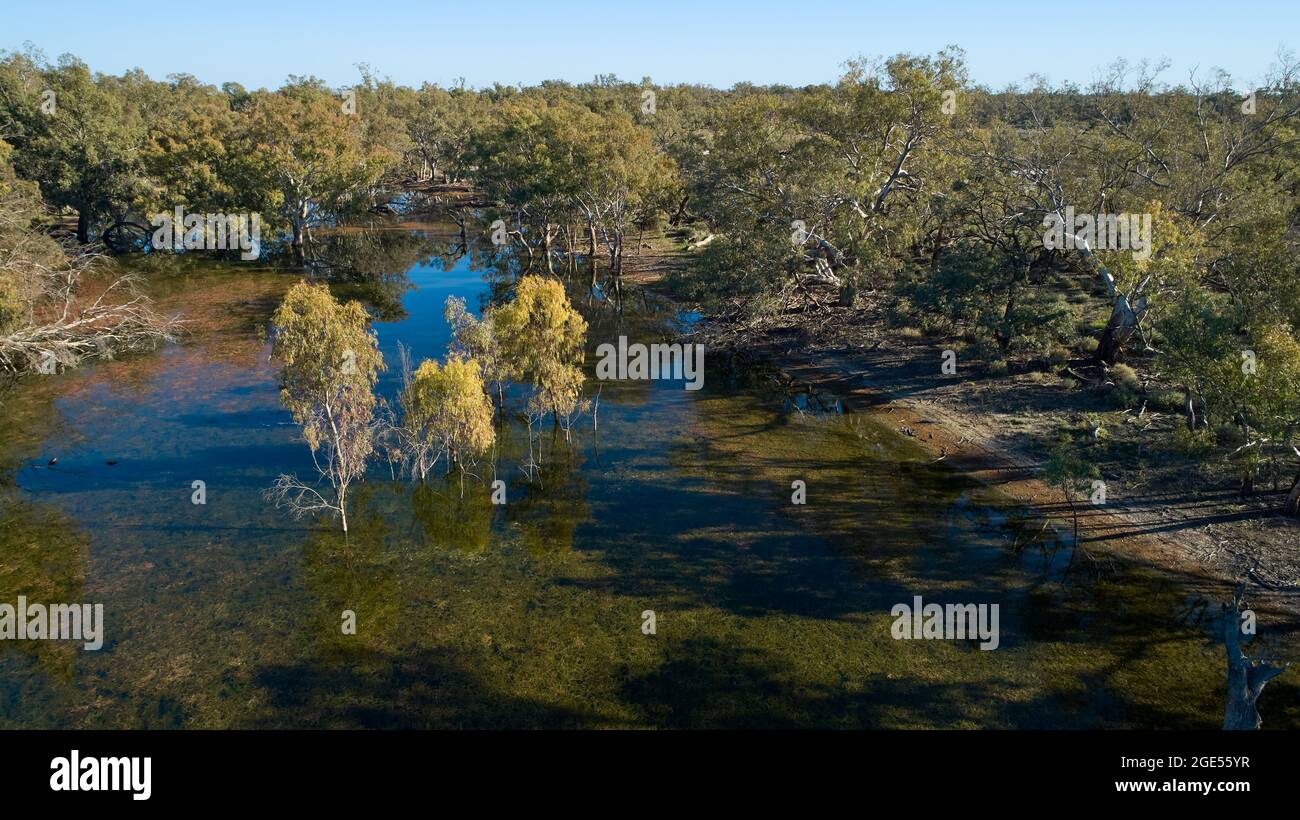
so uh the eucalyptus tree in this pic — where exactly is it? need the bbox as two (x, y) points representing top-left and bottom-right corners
(2, 53), (150, 243)
(1001, 58), (1300, 364)
(569, 107), (677, 299)
(475, 98), (585, 275)
(406, 82), (484, 183)
(445, 295), (506, 411)
(1158, 286), (1300, 496)
(677, 90), (799, 312)
(235, 81), (397, 260)
(789, 51), (965, 301)
(683, 53), (962, 313)
(400, 355), (496, 488)
(349, 65), (417, 186)
(493, 276), (588, 430)
(137, 73), (242, 217)
(266, 282), (384, 533)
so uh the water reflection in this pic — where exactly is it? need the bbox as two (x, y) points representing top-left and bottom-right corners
(301, 485), (401, 657)
(507, 444), (591, 557)
(412, 479), (493, 554)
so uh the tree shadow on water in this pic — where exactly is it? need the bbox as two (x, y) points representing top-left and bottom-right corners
(616, 636), (1219, 730)
(248, 646), (601, 729)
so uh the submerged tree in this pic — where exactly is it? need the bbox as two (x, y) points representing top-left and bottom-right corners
(400, 355), (495, 490)
(444, 294), (506, 410)
(266, 282), (383, 532)
(493, 276), (588, 426)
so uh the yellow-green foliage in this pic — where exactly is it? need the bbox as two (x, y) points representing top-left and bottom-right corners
(1109, 363), (1140, 389)
(1241, 323), (1300, 424)
(403, 355), (495, 469)
(444, 295), (504, 393)
(1097, 201), (1205, 297)
(269, 282), (383, 454)
(493, 276), (588, 419)
(1160, 283), (1300, 441)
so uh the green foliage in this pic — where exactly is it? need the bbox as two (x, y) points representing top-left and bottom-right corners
(270, 282), (383, 440)
(1, 52), (150, 240)
(445, 295), (505, 400)
(1155, 288), (1300, 442)
(236, 84), (396, 248)
(906, 243), (1073, 354)
(3, 44), (1300, 498)
(1110, 364), (1140, 389)
(404, 84), (484, 182)
(462, 96), (676, 280)
(268, 282), (384, 530)
(402, 355), (495, 471)
(1104, 363), (1142, 408)
(493, 276), (588, 420)
(1044, 435), (1101, 504)
(0, 138), (60, 335)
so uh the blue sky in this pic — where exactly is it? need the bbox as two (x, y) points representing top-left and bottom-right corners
(2, 0), (1295, 90)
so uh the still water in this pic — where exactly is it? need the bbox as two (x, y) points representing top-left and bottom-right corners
(1, 225), (1295, 728)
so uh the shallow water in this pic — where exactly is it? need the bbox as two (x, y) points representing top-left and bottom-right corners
(1, 227), (1296, 728)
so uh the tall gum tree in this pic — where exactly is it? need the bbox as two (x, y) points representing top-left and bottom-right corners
(266, 282), (384, 533)
(237, 82), (396, 261)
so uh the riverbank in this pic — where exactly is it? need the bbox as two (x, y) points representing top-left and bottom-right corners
(624, 231), (1300, 621)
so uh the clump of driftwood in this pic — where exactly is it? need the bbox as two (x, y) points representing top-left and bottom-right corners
(0, 242), (179, 378)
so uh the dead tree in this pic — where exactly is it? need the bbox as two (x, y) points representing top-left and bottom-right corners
(1285, 446), (1300, 518)
(1222, 584), (1289, 730)
(0, 251), (179, 377)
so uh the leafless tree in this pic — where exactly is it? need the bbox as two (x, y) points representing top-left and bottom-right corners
(1222, 584), (1289, 730)
(0, 207), (179, 378)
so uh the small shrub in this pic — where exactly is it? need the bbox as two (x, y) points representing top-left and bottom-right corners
(1105, 384), (1139, 410)
(919, 313), (954, 336)
(886, 296), (916, 328)
(1173, 427), (1215, 457)
(1109, 363), (1140, 389)
(1150, 389), (1186, 414)
(1213, 423), (1243, 446)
